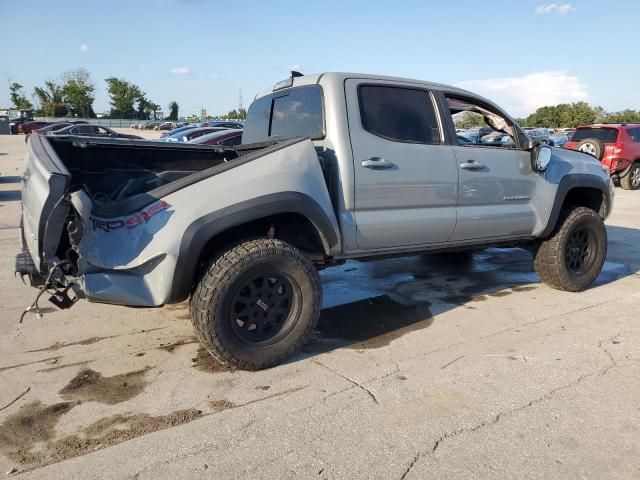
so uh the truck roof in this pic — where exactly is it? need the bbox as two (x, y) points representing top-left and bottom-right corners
(254, 72), (507, 118)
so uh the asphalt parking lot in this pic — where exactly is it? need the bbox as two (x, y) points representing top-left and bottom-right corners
(1, 132), (639, 479)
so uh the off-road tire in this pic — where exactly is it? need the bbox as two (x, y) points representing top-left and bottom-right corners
(190, 238), (321, 370)
(576, 138), (605, 160)
(533, 207), (606, 291)
(620, 163), (640, 190)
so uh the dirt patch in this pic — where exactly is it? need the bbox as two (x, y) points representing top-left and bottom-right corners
(192, 348), (235, 373)
(489, 290), (513, 298)
(0, 400), (76, 465)
(158, 337), (198, 353)
(0, 404), (210, 470)
(59, 368), (150, 404)
(315, 295), (433, 350)
(208, 400), (235, 412)
(164, 301), (189, 311)
(511, 285), (538, 292)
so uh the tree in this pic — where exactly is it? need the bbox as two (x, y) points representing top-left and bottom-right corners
(136, 94), (161, 120)
(105, 77), (142, 118)
(454, 111), (485, 129)
(167, 100), (179, 120)
(34, 80), (66, 117)
(9, 82), (33, 109)
(62, 69), (96, 117)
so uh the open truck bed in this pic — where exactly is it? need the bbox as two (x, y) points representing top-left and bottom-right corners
(18, 134), (338, 306)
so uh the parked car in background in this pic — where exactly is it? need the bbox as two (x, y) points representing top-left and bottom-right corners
(459, 126), (493, 143)
(159, 124), (197, 139)
(9, 116), (34, 134)
(46, 124), (144, 140)
(564, 124), (640, 190)
(24, 121), (90, 142)
(527, 128), (551, 145)
(188, 128), (243, 146)
(549, 131), (569, 147)
(19, 121), (54, 134)
(199, 121), (244, 129)
(144, 121), (162, 130)
(156, 122), (175, 130)
(162, 126), (228, 143)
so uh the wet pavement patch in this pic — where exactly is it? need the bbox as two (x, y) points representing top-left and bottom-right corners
(0, 400), (76, 465)
(59, 368), (150, 404)
(192, 348), (235, 373)
(314, 295), (433, 350)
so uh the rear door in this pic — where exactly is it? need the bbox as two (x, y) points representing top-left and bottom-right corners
(345, 80), (459, 249)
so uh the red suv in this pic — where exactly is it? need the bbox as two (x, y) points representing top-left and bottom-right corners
(564, 124), (640, 190)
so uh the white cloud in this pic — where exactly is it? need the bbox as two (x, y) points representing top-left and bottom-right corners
(535, 3), (576, 15)
(456, 71), (589, 117)
(170, 67), (189, 75)
(79, 44), (88, 52)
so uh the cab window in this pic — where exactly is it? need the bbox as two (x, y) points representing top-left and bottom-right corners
(445, 94), (521, 149)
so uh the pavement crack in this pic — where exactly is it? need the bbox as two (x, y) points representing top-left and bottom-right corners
(399, 452), (421, 480)
(313, 360), (379, 404)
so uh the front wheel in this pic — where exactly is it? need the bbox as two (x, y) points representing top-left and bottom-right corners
(190, 238), (321, 370)
(533, 207), (607, 291)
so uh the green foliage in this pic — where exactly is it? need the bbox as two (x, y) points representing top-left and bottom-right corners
(522, 102), (640, 128)
(34, 80), (66, 117)
(62, 69), (96, 117)
(454, 111), (485, 128)
(136, 95), (160, 120)
(167, 101), (179, 121)
(9, 82), (33, 109)
(105, 77), (142, 118)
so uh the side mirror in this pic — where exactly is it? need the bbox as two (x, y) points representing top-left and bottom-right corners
(532, 145), (552, 172)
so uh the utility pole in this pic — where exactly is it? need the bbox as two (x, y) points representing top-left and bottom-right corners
(238, 89), (243, 112)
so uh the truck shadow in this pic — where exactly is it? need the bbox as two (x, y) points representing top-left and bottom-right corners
(297, 224), (640, 360)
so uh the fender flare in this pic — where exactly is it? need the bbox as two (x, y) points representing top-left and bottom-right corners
(540, 173), (612, 238)
(168, 191), (338, 303)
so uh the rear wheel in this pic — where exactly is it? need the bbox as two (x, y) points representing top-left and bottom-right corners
(190, 238), (321, 370)
(620, 163), (640, 190)
(533, 207), (606, 291)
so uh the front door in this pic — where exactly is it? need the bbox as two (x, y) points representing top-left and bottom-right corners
(345, 79), (460, 249)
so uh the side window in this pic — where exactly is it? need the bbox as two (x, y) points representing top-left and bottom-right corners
(78, 125), (94, 134)
(270, 86), (324, 139)
(628, 127), (640, 142)
(358, 85), (441, 144)
(445, 94), (517, 149)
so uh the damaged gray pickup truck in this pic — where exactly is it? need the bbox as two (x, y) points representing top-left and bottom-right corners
(17, 72), (614, 370)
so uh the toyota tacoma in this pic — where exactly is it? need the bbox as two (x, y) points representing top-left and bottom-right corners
(16, 72), (614, 369)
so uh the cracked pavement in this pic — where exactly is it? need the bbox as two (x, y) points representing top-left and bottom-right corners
(1, 133), (640, 479)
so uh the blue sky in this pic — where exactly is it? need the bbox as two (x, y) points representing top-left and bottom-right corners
(1, 0), (638, 117)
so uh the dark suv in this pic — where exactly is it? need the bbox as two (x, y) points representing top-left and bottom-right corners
(564, 124), (640, 190)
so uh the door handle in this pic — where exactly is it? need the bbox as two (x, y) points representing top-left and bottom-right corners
(361, 157), (395, 170)
(460, 160), (486, 171)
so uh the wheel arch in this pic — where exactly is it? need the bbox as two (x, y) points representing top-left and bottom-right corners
(541, 174), (611, 238)
(168, 192), (338, 303)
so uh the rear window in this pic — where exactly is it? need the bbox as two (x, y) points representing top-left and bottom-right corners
(242, 85), (324, 144)
(571, 127), (619, 143)
(627, 127), (640, 142)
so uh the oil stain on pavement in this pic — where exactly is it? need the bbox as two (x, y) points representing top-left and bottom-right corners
(59, 368), (150, 404)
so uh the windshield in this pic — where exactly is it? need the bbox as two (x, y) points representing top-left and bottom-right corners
(571, 127), (619, 143)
